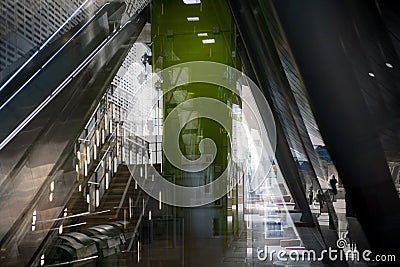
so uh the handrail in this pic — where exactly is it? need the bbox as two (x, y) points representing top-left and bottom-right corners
(44, 255), (99, 267)
(115, 165), (136, 218)
(0, 2), (110, 111)
(127, 195), (149, 252)
(1, 6), (150, 265)
(0, 0), (102, 92)
(0, 3), (131, 151)
(0, 4), (136, 263)
(26, 111), (117, 266)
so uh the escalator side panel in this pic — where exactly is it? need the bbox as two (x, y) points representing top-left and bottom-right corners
(0, 8), (147, 266)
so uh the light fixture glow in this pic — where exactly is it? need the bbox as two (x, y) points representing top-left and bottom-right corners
(96, 129), (100, 146)
(104, 114), (108, 130)
(84, 161), (88, 176)
(93, 145), (97, 160)
(95, 189), (99, 207)
(187, 17), (199, 22)
(368, 72), (375, 77)
(105, 173), (109, 190)
(86, 147), (90, 164)
(137, 241), (140, 263)
(159, 191), (162, 210)
(385, 62), (393, 68)
(32, 209), (37, 232)
(183, 0), (201, 4)
(197, 32), (208, 37)
(40, 254), (45, 266)
(202, 39), (215, 44)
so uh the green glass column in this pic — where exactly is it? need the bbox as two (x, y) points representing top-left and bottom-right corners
(151, 0), (239, 246)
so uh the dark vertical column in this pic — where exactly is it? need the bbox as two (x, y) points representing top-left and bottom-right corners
(237, 44), (327, 253)
(227, 0), (315, 225)
(254, 0), (340, 231)
(273, 0), (400, 254)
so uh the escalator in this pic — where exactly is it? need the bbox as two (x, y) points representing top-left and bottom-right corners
(42, 165), (148, 267)
(0, 2), (149, 265)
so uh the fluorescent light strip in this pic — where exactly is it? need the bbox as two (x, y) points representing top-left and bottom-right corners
(202, 38), (215, 44)
(0, 3), (110, 112)
(183, 0), (201, 4)
(187, 17), (199, 22)
(197, 32), (208, 37)
(0, 0), (94, 93)
(0, 19), (130, 151)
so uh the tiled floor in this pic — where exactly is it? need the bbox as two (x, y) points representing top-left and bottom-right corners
(129, 196), (372, 267)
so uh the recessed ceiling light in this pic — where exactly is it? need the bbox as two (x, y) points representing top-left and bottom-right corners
(187, 17), (199, 22)
(368, 72), (375, 77)
(385, 62), (393, 68)
(202, 39), (215, 44)
(197, 32), (208, 37)
(183, 0), (201, 4)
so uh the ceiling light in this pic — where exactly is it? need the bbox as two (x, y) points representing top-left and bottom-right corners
(385, 62), (393, 68)
(368, 72), (375, 77)
(197, 32), (208, 37)
(183, 0), (201, 4)
(202, 39), (215, 44)
(187, 17), (199, 22)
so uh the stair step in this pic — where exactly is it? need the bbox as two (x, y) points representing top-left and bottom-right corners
(280, 239), (301, 247)
(264, 237), (284, 245)
(284, 246), (306, 250)
(294, 221), (315, 227)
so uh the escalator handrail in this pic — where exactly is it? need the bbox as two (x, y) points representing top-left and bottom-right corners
(0, 3), (130, 151)
(0, 0), (98, 93)
(0, 7), (148, 265)
(0, 2), (111, 111)
(0, 1), (132, 253)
